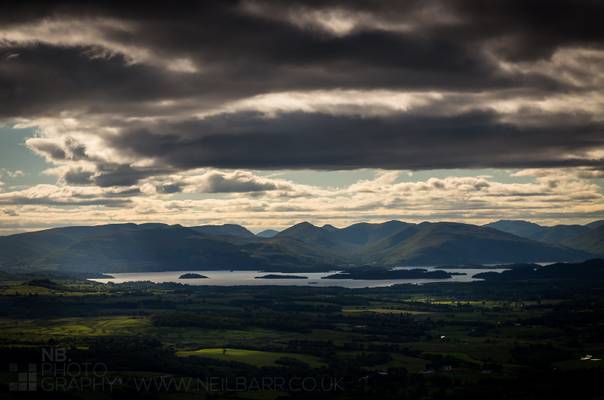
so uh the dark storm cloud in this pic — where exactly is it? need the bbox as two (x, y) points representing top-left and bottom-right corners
(1, 0), (604, 174)
(442, 0), (604, 61)
(0, 0), (591, 118)
(103, 187), (142, 197)
(0, 26), (538, 121)
(11, 1), (604, 59)
(156, 184), (182, 194)
(93, 164), (171, 187)
(199, 172), (280, 193)
(63, 167), (94, 185)
(27, 139), (66, 160)
(110, 111), (604, 171)
(0, 44), (204, 118)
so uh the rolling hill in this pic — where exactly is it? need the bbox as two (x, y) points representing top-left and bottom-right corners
(485, 219), (604, 256)
(0, 220), (595, 273)
(0, 224), (331, 273)
(256, 229), (280, 238)
(191, 224), (255, 238)
(587, 220), (604, 230)
(370, 222), (587, 265)
(561, 225), (604, 256)
(484, 220), (589, 244)
(483, 220), (546, 239)
(271, 221), (588, 265)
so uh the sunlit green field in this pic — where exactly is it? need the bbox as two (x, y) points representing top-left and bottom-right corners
(0, 316), (151, 340)
(177, 348), (325, 368)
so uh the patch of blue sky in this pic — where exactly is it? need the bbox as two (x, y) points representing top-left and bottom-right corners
(0, 126), (54, 188)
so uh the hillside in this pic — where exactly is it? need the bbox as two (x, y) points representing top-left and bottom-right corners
(191, 224), (255, 238)
(0, 221), (595, 273)
(272, 221), (588, 265)
(484, 220), (589, 244)
(273, 220), (416, 259)
(256, 229), (280, 238)
(0, 224), (331, 273)
(370, 222), (587, 265)
(587, 220), (604, 230)
(484, 220), (546, 239)
(562, 225), (604, 256)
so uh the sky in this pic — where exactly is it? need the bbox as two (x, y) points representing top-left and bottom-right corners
(0, 0), (603, 234)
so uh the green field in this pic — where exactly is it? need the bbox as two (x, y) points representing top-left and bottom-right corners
(177, 347), (325, 368)
(0, 316), (150, 342)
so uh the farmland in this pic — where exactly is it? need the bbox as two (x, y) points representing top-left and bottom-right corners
(0, 273), (603, 398)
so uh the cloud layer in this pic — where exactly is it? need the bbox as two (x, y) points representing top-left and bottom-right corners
(0, 1), (603, 231)
(1, 1), (602, 174)
(0, 168), (603, 235)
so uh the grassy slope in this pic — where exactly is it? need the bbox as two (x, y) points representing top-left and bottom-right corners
(177, 348), (324, 368)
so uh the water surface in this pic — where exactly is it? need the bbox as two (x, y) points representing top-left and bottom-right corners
(90, 267), (508, 289)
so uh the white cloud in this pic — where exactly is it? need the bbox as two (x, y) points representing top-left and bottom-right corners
(0, 169), (25, 178)
(210, 90), (444, 118)
(0, 168), (602, 234)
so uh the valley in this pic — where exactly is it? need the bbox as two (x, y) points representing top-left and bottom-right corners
(1, 260), (604, 398)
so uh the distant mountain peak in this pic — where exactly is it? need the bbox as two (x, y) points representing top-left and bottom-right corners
(279, 221), (320, 233)
(256, 229), (279, 238)
(489, 219), (543, 227)
(485, 220), (593, 246)
(383, 220), (407, 226)
(484, 220), (546, 237)
(192, 224), (255, 238)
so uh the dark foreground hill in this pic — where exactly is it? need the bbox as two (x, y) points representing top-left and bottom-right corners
(0, 221), (594, 273)
(475, 259), (604, 281)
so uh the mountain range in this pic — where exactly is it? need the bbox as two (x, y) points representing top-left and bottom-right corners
(0, 219), (601, 273)
(483, 220), (604, 255)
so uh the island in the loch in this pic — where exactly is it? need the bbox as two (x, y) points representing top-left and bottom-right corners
(255, 274), (308, 279)
(178, 273), (209, 279)
(322, 268), (465, 280)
